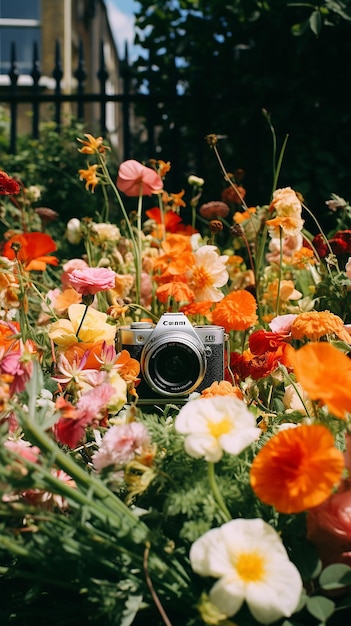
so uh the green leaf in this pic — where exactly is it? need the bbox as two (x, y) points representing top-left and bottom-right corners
(309, 9), (323, 35)
(306, 596), (335, 622)
(319, 563), (351, 589)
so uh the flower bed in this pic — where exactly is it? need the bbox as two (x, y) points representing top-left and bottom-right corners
(1, 133), (351, 625)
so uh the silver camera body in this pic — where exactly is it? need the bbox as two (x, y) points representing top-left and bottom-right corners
(117, 312), (226, 405)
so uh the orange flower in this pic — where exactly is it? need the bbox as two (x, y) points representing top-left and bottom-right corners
(290, 246), (316, 269)
(77, 133), (110, 154)
(291, 311), (351, 344)
(233, 207), (256, 224)
(250, 424), (345, 513)
(179, 301), (213, 317)
(78, 164), (100, 192)
(290, 342), (351, 419)
(211, 290), (258, 332)
(2, 232), (59, 271)
(62, 342), (105, 369)
(169, 189), (186, 207)
(156, 280), (194, 304)
(200, 380), (244, 400)
(266, 215), (304, 237)
(54, 288), (82, 314)
(115, 349), (140, 383)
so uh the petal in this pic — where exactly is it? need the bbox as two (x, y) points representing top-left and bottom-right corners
(209, 578), (245, 618)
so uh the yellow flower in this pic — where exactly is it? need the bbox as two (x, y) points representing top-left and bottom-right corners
(48, 304), (116, 347)
(77, 133), (110, 154)
(78, 164), (100, 192)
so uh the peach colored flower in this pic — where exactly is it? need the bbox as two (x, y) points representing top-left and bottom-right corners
(117, 159), (163, 196)
(200, 380), (244, 400)
(211, 290), (258, 332)
(289, 342), (351, 419)
(250, 424), (345, 514)
(269, 187), (302, 217)
(187, 245), (228, 302)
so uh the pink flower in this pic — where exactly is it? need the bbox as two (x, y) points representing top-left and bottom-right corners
(307, 491), (351, 566)
(117, 159), (163, 196)
(67, 267), (116, 295)
(61, 258), (89, 289)
(269, 314), (298, 334)
(5, 439), (41, 464)
(92, 422), (150, 470)
(54, 383), (116, 448)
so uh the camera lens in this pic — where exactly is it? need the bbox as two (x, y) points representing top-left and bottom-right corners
(141, 334), (206, 396)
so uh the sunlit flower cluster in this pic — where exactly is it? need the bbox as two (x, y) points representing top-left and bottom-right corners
(1, 134), (351, 626)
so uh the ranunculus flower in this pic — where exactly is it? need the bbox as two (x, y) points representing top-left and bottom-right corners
(67, 267), (116, 295)
(175, 396), (260, 463)
(117, 159), (163, 196)
(190, 518), (302, 624)
(48, 304), (116, 347)
(211, 289), (258, 332)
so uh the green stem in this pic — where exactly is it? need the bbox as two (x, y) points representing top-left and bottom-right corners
(207, 462), (231, 522)
(275, 227), (283, 317)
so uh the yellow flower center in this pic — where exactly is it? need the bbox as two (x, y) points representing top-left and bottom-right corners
(192, 266), (212, 290)
(235, 551), (266, 583)
(207, 416), (232, 438)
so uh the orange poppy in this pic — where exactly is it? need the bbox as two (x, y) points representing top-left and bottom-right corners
(115, 349), (140, 383)
(291, 311), (351, 344)
(250, 424), (345, 513)
(179, 301), (213, 318)
(156, 280), (194, 304)
(289, 342), (351, 419)
(211, 289), (258, 332)
(2, 232), (59, 271)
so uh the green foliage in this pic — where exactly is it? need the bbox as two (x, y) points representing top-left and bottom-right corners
(131, 0), (351, 218)
(0, 120), (117, 225)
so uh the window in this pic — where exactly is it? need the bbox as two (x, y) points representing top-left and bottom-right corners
(0, 0), (41, 75)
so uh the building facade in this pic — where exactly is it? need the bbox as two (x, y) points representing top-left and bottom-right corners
(0, 0), (123, 150)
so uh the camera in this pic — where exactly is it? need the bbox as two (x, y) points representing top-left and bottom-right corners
(117, 312), (226, 405)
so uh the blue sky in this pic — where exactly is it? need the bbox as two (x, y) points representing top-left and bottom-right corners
(106, 0), (140, 60)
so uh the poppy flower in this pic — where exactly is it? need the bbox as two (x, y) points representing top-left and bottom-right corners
(2, 232), (59, 271)
(250, 424), (345, 513)
(0, 171), (20, 195)
(156, 280), (194, 304)
(248, 329), (290, 354)
(289, 341), (351, 419)
(211, 290), (258, 332)
(117, 159), (163, 196)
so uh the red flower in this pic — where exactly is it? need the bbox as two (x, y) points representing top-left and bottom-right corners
(0, 171), (20, 195)
(117, 159), (163, 196)
(2, 232), (59, 271)
(248, 329), (290, 354)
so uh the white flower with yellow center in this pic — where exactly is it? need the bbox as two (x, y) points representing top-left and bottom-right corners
(190, 518), (303, 624)
(187, 245), (229, 302)
(175, 396), (260, 462)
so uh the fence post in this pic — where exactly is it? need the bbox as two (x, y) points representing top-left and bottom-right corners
(97, 40), (108, 134)
(9, 42), (19, 154)
(31, 41), (41, 140)
(121, 42), (131, 160)
(53, 40), (63, 133)
(74, 40), (86, 121)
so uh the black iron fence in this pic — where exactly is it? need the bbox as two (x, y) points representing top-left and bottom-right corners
(0, 39), (139, 158)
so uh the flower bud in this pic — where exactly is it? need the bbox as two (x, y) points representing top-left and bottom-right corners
(66, 218), (82, 244)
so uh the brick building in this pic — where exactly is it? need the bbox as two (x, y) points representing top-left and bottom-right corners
(0, 0), (123, 149)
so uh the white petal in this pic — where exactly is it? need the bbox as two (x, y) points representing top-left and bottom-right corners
(209, 577), (245, 617)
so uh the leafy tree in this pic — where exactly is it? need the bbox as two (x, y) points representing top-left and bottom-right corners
(131, 0), (351, 226)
